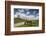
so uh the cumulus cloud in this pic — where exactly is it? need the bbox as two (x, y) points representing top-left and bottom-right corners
(14, 12), (39, 20)
(14, 8), (39, 20)
(26, 11), (30, 15)
(18, 9), (24, 13)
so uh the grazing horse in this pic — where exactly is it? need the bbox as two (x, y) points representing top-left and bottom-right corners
(24, 20), (32, 25)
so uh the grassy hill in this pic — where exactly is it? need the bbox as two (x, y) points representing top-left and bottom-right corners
(14, 18), (25, 24)
(14, 18), (39, 27)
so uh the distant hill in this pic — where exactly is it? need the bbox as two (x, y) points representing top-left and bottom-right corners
(14, 18), (25, 24)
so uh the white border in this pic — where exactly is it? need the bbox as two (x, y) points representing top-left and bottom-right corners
(11, 5), (42, 31)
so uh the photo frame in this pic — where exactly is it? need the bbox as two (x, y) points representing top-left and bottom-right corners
(5, 1), (45, 35)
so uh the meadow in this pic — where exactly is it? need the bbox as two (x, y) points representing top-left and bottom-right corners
(14, 18), (39, 27)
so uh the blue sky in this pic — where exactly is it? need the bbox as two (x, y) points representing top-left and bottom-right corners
(14, 8), (39, 20)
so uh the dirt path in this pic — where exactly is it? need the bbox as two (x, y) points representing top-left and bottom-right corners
(14, 22), (24, 26)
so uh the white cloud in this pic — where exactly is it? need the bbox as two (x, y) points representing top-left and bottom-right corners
(18, 9), (24, 13)
(14, 12), (39, 20)
(26, 12), (30, 15)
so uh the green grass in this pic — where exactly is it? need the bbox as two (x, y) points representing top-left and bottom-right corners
(14, 18), (25, 24)
(14, 18), (39, 27)
(16, 22), (39, 27)
(16, 24), (39, 27)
